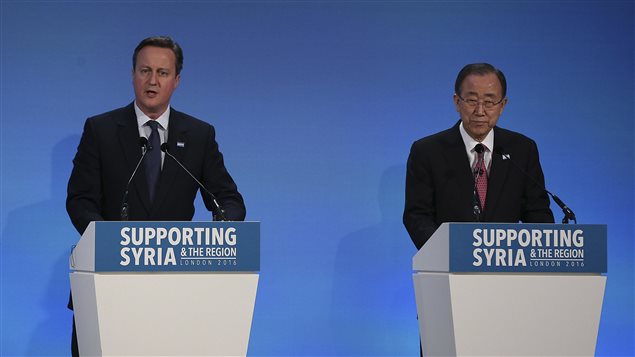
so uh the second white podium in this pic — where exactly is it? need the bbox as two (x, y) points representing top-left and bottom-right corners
(413, 223), (607, 356)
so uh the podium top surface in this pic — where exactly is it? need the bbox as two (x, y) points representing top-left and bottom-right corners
(412, 223), (607, 274)
(70, 221), (260, 273)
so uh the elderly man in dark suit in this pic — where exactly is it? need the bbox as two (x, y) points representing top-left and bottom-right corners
(66, 36), (245, 356)
(403, 63), (554, 250)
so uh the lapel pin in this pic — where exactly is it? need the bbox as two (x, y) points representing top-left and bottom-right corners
(177, 141), (185, 148)
(503, 154), (511, 160)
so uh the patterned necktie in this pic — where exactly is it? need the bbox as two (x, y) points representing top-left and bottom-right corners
(473, 143), (488, 211)
(144, 120), (161, 203)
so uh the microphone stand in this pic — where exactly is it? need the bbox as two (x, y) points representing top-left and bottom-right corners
(121, 138), (150, 221)
(160, 143), (228, 221)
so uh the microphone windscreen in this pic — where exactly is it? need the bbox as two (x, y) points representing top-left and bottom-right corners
(160, 143), (169, 152)
(138, 137), (149, 148)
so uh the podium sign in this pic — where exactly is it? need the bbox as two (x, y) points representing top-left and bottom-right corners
(449, 223), (606, 273)
(71, 221), (259, 272)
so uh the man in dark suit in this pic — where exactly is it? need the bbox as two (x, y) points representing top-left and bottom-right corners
(403, 63), (554, 250)
(66, 36), (245, 356)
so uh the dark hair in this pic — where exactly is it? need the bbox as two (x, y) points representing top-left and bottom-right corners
(132, 36), (183, 75)
(454, 63), (507, 98)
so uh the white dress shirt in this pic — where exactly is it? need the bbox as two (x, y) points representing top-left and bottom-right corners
(134, 102), (170, 168)
(459, 122), (494, 174)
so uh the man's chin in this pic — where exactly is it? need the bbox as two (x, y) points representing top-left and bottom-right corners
(467, 127), (491, 141)
(137, 101), (164, 117)
(137, 98), (161, 111)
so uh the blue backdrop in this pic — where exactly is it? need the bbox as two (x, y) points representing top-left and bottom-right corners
(1, 1), (633, 356)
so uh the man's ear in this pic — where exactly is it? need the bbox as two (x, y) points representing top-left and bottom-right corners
(499, 97), (508, 113)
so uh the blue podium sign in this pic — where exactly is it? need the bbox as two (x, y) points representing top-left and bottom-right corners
(449, 223), (607, 273)
(93, 221), (260, 272)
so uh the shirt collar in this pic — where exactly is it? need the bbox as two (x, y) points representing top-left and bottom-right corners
(459, 121), (494, 152)
(134, 101), (170, 130)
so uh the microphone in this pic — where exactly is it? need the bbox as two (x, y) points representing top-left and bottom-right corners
(160, 143), (227, 221)
(472, 143), (485, 221)
(121, 137), (150, 220)
(493, 146), (577, 224)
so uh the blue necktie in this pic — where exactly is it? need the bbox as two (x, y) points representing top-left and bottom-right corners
(145, 120), (161, 203)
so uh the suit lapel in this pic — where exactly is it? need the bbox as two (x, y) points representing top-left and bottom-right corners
(151, 109), (190, 214)
(117, 104), (152, 214)
(484, 127), (510, 220)
(445, 123), (475, 210)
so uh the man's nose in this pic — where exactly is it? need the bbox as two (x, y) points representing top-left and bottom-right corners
(474, 103), (486, 115)
(148, 71), (158, 85)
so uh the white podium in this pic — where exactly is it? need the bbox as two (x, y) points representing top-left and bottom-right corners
(70, 221), (260, 357)
(413, 223), (607, 356)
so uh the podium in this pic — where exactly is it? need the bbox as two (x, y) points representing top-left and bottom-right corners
(413, 223), (607, 356)
(70, 221), (260, 356)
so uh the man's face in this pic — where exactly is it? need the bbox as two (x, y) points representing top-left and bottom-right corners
(453, 72), (507, 141)
(133, 46), (180, 119)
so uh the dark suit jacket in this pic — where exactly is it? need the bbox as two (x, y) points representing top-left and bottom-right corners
(66, 103), (246, 236)
(403, 121), (554, 249)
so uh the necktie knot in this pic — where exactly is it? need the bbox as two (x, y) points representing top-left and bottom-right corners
(147, 120), (160, 130)
(474, 143), (487, 156)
